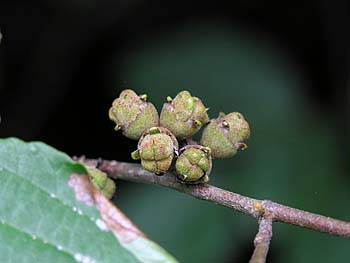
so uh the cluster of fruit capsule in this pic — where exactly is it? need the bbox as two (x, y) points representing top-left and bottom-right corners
(109, 89), (250, 184)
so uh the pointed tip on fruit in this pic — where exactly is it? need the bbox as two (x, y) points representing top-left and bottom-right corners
(203, 175), (210, 183)
(166, 96), (173, 102)
(193, 119), (202, 127)
(139, 94), (148, 101)
(235, 142), (248, 151)
(131, 150), (140, 160)
(222, 121), (229, 128)
(202, 147), (211, 156)
(205, 107), (210, 112)
(149, 127), (161, 134)
(114, 125), (121, 131)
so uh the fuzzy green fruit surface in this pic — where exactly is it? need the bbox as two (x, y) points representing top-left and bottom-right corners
(109, 89), (159, 140)
(200, 112), (250, 159)
(160, 90), (209, 139)
(137, 127), (179, 174)
(175, 145), (212, 183)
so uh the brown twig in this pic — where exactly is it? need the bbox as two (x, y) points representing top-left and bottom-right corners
(82, 158), (350, 238)
(249, 217), (273, 263)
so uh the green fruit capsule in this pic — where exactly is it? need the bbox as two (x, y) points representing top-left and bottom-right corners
(109, 89), (159, 140)
(200, 112), (250, 159)
(86, 166), (116, 199)
(160, 90), (209, 140)
(133, 127), (179, 175)
(175, 145), (212, 184)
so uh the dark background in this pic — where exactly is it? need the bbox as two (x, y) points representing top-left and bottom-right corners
(0, 1), (349, 262)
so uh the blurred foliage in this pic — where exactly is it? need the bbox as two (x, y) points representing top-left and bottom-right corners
(111, 23), (349, 262)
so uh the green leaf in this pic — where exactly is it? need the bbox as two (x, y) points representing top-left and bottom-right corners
(0, 138), (178, 263)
